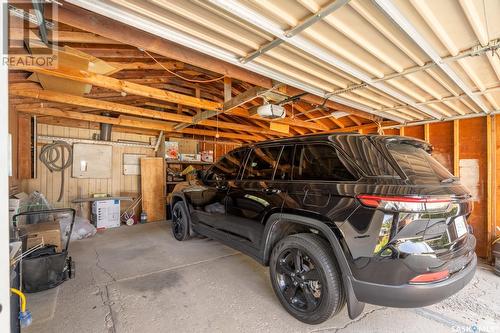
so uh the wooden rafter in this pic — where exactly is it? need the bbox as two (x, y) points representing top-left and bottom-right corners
(9, 87), (286, 136)
(52, 3), (381, 122)
(17, 106), (261, 141)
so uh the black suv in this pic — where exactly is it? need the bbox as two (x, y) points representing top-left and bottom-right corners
(170, 133), (477, 324)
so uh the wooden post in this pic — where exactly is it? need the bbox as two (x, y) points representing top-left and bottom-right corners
(453, 120), (460, 177)
(487, 115), (495, 262)
(399, 127), (405, 136)
(17, 114), (33, 179)
(224, 77), (232, 102)
(195, 84), (201, 115)
(424, 123), (430, 142)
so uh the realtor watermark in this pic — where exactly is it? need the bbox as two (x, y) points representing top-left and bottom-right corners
(2, 1), (59, 69)
(452, 323), (497, 333)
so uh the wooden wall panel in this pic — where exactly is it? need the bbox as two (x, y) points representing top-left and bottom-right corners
(20, 124), (240, 220)
(403, 125), (424, 139)
(383, 128), (399, 136)
(21, 124), (155, 219)
(459, 118), (487, 257)
(398, 119), (488, 258)
(429, 121), (453, 173)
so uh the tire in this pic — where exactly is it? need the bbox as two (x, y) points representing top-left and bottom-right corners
(269, 233), (345, 324)
(171, 201), (190, 241)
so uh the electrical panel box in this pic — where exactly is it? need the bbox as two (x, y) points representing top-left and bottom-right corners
(72, 143), (112, 179)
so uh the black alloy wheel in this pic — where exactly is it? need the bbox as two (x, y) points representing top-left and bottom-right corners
(269, 233), (345, 324)
(276, 248), (323, 312)
(172, 201), (190, 241)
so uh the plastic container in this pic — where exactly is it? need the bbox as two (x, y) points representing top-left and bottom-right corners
(140, 211), (148, 224)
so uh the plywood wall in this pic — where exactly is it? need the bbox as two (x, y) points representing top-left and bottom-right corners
(21, 124), (156, 217)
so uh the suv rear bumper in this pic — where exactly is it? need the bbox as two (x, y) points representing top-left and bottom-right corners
(350, 251), (477, 308)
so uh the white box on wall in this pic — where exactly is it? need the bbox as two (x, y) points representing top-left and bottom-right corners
(72, 143), (112, 178)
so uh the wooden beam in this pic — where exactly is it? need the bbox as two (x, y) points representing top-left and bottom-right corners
(13, 66), (323, 131)
(37, 115), (161, 136)
(453, 120), (460, 176)
(177, 85), (269, 130)
(53, 3), (381, 122)
(10, 87), (282, 136)
(12, 65), (221, 111)
(119, 115), (267, 141)
(17, 106), (261, 141)
(145, 101), (326, 132)
(223, 86), (268, 112)
(9, 27), (122, 44)
(106, 61), (184, 72)
(17, 106), (174, 131)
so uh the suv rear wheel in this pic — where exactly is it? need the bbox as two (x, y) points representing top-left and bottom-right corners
(171, 201), (190, 241)
(269, 233), (345, 324)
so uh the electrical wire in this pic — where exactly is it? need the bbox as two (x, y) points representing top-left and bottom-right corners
(39, 141), (72, 202)
(141, 49), (225, 83)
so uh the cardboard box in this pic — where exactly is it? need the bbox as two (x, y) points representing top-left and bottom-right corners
(180, 153), (201, 162)
(201, 150), (214, 163)
(22, 221), (62, 252)
(165, 141), (179, 160)
(92, 199), (121, 229)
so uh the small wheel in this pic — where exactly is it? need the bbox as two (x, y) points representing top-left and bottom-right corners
(171, 201), (190, 241)
(269, 233), (345, 324)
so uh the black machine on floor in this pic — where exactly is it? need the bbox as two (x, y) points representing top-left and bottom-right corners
(13, 208), (76, 293)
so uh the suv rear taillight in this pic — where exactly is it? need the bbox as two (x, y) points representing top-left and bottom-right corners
(357, 194), (452, 213)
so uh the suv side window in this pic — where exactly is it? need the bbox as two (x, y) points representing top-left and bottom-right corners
(242, 146), (282, 180)
(206, 149), (247, 181)
(275, 145), (294, 181)
(293, 144), (357, 181)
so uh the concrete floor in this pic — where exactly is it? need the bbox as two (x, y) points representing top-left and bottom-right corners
(24, 222), (499, 333)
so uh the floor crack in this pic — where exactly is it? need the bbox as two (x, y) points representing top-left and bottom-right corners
(95, 248), (116, 282)
(310, 307), (386, 333)
(102, 285), (117, 333)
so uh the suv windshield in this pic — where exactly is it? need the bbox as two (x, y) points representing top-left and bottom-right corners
(387, 142), (454, 184)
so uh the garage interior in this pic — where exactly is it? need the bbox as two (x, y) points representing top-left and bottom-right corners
(3, 0), (500, 332)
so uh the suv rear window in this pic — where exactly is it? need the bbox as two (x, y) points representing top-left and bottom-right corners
(387, 143), (454, 184)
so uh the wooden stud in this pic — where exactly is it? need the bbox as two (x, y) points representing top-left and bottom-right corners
(424, 123), (430, 142)
(486, 115), (495, 261)
(400, 127), (405, 136)
(454, 120), (460, 177)
(17, 114), (32, 179)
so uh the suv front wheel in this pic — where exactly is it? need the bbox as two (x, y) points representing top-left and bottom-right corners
(269, 233), (345, 324)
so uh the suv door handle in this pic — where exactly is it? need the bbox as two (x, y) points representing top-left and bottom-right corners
(262, 188), (281, 194)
